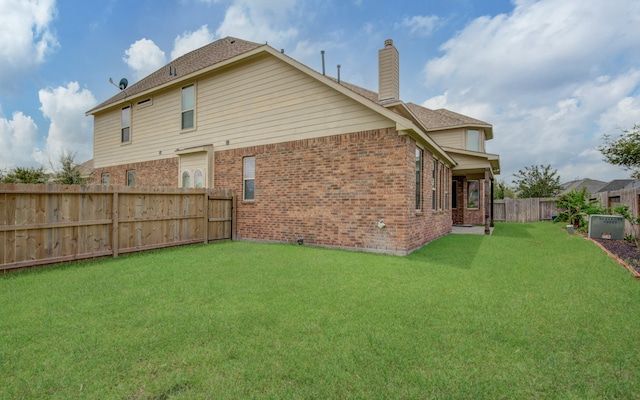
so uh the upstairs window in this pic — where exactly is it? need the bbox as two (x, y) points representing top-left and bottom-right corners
(467, 129), (480, 152)
(243, 156), (255, 201)
(121, 106), (131, 143)
(181, 84), (195, 130)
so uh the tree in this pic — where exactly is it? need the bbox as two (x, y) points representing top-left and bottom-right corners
(555, 187), (606, 229)
(493, 179), (516, 200)
(51, 151), (88, 185)
(1, 166), (49, 184)
(598, 124), (640, 178)
(512, 164), (562, 198)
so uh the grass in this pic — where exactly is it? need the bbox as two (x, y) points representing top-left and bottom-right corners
(1, 222), (640, 399)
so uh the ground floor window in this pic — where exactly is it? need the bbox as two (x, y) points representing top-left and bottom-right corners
(182, 170), (191, 188)
(467, 180), (479, 209)
(194, 169), (203, 188)
(415, 148), (422, 210)
(243, 156), (255, 200)
(452, 180), (458, 209)
(101, 173), (110, 186)
(127, 170), (136, 186)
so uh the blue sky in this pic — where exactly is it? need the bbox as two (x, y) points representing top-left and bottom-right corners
(2, 0), (640, 183)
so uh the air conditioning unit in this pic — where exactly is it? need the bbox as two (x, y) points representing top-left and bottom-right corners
(588, 215), (625, 240)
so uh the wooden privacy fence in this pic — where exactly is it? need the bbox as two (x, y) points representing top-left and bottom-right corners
(493, 198), (559, 222)
(0, 184), (235, 272)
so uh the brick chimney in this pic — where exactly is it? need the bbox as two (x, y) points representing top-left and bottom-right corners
(378, 39), (399, 102)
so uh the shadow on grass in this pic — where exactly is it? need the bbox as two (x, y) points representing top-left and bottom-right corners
(407, 223), (538, 270)
(407, 234), (484, 270)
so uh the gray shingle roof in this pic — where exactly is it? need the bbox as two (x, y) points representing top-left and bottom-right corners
(87, 37), (263, 114)
(405, 102), (491, 130)
(559, 178), (607, 195)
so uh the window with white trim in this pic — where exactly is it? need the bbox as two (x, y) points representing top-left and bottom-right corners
(101, 173), (110, 186)
(121, 106), (131, 143)
(415, 148), (422, 210)
(467, 129), (480, 152)
(181, 84), (195, 130)
(194, 169), (203, 188)
(467, 180), (479, 209)
(127, 170), (136, 187)
(243, 156), (255, 201)
(182, 170), (191, 188)
(432, 159), (437, 210)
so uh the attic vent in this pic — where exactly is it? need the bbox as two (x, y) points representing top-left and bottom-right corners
(230, 39), (236, 44)
(137, 98), (152, 107)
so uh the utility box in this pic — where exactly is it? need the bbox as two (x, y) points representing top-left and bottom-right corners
(588, 215), (625, 240)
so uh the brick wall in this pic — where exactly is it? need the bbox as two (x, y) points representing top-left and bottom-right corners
(452, 176), (486, 225)
(90, 158), (179, 187)
(215, 128), (451, 255)
(88, 128), (454, 254)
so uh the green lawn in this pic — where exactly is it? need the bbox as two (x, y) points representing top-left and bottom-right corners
(1, 222), (640, 399)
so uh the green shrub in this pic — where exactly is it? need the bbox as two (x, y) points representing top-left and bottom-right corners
(555, 188), (607, 231)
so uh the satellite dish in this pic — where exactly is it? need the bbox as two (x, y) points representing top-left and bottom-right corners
(119, 78), (128, 90)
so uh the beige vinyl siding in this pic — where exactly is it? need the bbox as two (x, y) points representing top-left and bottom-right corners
(93, 53), (393, 169)
(179, 152), (208, 188)
(450, 153), (491, 171)
(429, 128), (486, 153)
(428, 128), (465, 149)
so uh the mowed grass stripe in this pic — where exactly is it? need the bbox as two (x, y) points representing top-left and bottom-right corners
(1, 222), (639, 399)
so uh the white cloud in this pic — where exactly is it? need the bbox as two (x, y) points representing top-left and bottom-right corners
(123, 38), (167, 81)
(0, 0), (59, 91)
(215, 0), (299, 45)
(0, 109), (41, 170)
(171, 25), (215, 60)
(397, 15), (440, 37)
(37, 82), (97, 167)
(421, 0), (640, 182)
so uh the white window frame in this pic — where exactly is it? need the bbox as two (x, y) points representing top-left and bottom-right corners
(415, 148), (422, 210)
(467, 180), (480, 209)
(182, 170), (191, 188)
(121, 106), (131, 143)
(194, 169), (203, 188)
(126, 170), (136, 187)
(432, 159), (437, 210)
(467, 129), (481, 152)
(243, 156), (255, 201)
(181, 84), (195, 130)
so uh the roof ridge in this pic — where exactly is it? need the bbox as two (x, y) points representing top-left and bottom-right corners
(87, 37), (264, 114)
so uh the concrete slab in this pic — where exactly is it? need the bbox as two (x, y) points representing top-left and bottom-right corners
(451, 225), (493, 235)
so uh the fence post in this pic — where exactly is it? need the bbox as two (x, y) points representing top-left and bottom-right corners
(203, 190), (209, 244)
(112, 190), (119, 258)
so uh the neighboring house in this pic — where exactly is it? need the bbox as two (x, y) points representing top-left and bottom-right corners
(559, 178), (607, 195)
(86, 37), (500, 255)
(596, 179), (640, 193)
